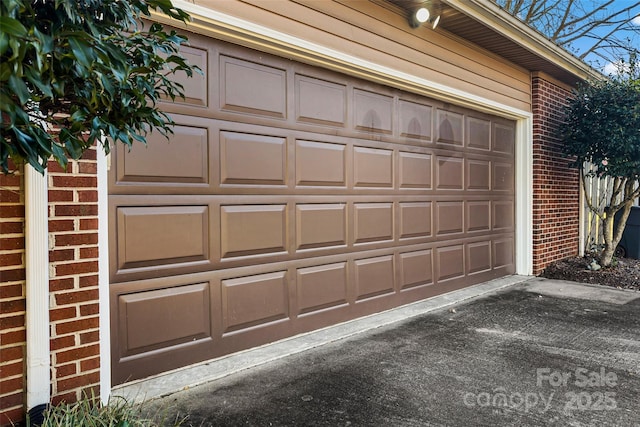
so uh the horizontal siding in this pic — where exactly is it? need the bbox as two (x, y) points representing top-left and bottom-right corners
(195, 0), (531, 112)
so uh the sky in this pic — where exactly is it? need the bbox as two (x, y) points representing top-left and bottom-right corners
(564, 1), (640, 74)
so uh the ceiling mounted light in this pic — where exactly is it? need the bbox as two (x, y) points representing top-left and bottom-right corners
(409, 2), (441, 30)
(415, 7), (430, 23)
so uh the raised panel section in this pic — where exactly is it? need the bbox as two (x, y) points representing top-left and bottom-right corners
(117, 125), (208, 184)
(399, 202), (431, 238)
(355, 255), (394, 300)
(493, 123), (515, 154)
(220, 56), (286, 118)
(116, 206), (208, 269)
(399, 100), (432, 140)
(296, 75), (346, 126)
(221, 205), (287, 258)
(354, 203), (393, 243)
(493, 238), (514, 269)
(220, 132), (286, 185)
(467, 241), (491, 274)
(296, 140), (346, 186)
(467, 201), (491, 232)
(399, 152), (432, 189)
(436, 202), (464, 235)
(436, 157), (463, 190)
(399, 250), (433, 289)
(221, 272), (288, 333)
(296, 204), (346, 249)
(493, 162), (514, 191)
(493, 201), (514, 230)
(437, 110), (463, 145)
(172, 45), (208, 106)
(354, 147), (393, 187)
(467, 160), (490, 191)
(466, 117), (490, 150)
(297, 263), (347, 314)
(354, 89), (392, 133)
(118, 283), (210, 356)
(437, 245), (464, 281)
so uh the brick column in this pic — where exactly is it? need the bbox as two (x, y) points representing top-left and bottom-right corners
(47, 148), (101, 405)
(0, 164), (26, 426)
(1, 144), (102, 427)
(531, 72), (580, 274)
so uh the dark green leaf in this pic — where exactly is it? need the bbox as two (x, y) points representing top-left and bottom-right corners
(0, 16), (27, 37)
(8, 74), (30, 104)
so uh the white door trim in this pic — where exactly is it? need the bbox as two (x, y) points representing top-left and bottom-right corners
(97, 145), (111, 402)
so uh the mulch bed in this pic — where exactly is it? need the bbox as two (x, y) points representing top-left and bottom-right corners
(540, 255), (640, 291)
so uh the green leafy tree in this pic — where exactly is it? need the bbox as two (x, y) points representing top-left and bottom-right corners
(561, 58), (640, 267)
(0, 0), (198, 174)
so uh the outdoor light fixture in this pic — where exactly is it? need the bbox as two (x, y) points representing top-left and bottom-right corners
(431, 14), (441, 29)
(415, 7), (430, 24)
(409, 1), (441, 29)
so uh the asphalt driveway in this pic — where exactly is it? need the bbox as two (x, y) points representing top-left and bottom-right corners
(142, 278), (640, 426)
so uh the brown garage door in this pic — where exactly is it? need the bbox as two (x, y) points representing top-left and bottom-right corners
(109, 36), (515, 384)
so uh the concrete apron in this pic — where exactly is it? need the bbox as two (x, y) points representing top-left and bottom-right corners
(112, 275), (531, 403)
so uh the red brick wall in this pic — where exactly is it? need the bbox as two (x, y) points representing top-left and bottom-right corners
(0, 164), (26, 426)
(531, 72), (580, 274)
(48, 148), (101, 406)
(0, 148), (101, 426)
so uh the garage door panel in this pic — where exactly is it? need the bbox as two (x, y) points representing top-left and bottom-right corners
(493, 123), (515, 154)
(116, 124), (210, 186)
(437, 245), (465, 281)
(220, 205), (288, 258)
(354, 89), (393, 133)
(399, 250), (433, 289)
(399, 202), (432, 239)
(466, 159), (491, 191)
(437, 110), (464, 145)
(467, 241), (492, 275)
(399, 152), (432, 189)
(295, 140), (346, 187)
(436, 201), (464, 236)
(466, 117), (491, 150)
(167, 44), (209, 107)
(436, 156), (464, 190)
(355, 255), (395, 300)
(297, 262), (348, 315)
(354, 203), (394, 243)
(296, 204), (346, 250)
(493, 162), (514, 191)
(296, 75), (346, 126)
(221, 271), (289, 334)
(353, 147), (393, 187)
(117, 282), (211, 357)
(116, 206), (209, 270)
(220, 131), (287, 186)
(467, 201), (491, 233)
(493, 201), (515, 231)
(399, 100), (432, 140)
(493, 237), (515, 270)
(220, 55), (287, 118)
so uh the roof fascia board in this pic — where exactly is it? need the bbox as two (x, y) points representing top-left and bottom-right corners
(444, 0), (602, 81)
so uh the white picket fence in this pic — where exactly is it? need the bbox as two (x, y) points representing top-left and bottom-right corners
(583, 171), (639, 253)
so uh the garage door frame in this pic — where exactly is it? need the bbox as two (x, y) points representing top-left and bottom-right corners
(97, 3), (533, 398)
